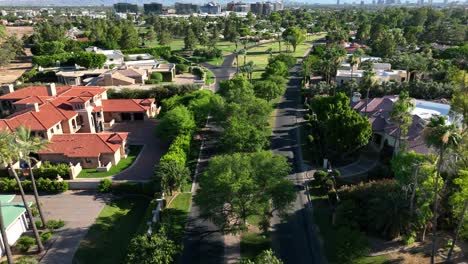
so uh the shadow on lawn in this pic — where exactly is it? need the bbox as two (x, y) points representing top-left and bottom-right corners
(72, 197), (149, 264)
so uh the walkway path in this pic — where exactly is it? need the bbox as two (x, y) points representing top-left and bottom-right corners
(14, 191), (107, 264)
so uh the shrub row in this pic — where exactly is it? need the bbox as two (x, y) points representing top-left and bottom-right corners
(0, 177), (69, 193)
(33, 162), (70, 179)
(122, 46), (171, 59)
(32, 52), (106, 68)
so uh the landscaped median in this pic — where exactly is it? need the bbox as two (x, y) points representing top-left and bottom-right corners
(77, 145), (143, 178)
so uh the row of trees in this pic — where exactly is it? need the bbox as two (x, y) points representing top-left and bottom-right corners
(0, 25), (24, 67)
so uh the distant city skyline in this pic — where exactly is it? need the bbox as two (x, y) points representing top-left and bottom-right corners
(0, 0), (457, 6)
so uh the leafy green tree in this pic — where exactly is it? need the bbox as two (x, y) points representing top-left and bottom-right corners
(75, 52), (107, 69)
(156, 158), (190, 196)
(219, 75), (255, 103)
(307, 93), (372, 160)
(158, 31), (172, 46)
(282, 26), (306, 52)
(156, 106), (195, 141)
(125, 233), (179, 264)
(119, 23), (139, 49)
(254, 78), (286, 101)
(220, 116), (270, 153)
(145, 27), (156, 42)
(184, 28), (197, 51)
(262, 60), (289, 79)
(195, 151), (295, 233)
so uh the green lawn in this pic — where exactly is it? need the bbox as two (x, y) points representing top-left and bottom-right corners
(240, 232), (271, 261)
(73, 196), (150, 264)
(205, 69), (215, 85)
(162, 192), (192, 244)
(77, 145), (143, 178)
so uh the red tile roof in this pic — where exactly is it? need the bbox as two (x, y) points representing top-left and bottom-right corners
(12, 96), (52, 105)
(101, 99), (154, 113)
(39, 133), (128, 158)
(0, 86), (70, 100)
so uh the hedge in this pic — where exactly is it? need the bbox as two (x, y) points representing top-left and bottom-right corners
(122, 46), (171, 59)
(32, 52), (107, 68)
(33, 162), (70, 179)
(0, 177), (68, 193)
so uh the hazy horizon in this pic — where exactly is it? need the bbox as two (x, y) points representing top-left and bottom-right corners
(0, 0), (440, 7)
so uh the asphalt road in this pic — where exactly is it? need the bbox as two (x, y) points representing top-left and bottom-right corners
(270, 63), (326, 264)
(180, 123), (224, 264)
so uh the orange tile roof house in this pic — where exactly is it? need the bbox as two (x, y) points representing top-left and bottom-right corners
(38, 133), (128, 169)
(0, 83), (159, 170)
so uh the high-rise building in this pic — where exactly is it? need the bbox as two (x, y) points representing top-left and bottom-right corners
(200, 2), (221, 14)
(337, 0), (340, 4)
(226, 1), (250, 12)
(113, 3), (138, 13)
(175, 2), (199, 14)
(143, 3), (163, 14)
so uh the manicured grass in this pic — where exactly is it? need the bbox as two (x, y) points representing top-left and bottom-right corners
(77, 145), (143, 178)
(73, 196), (150, 264)
(162, 192), (192, 243)
(205, 69), (215, 85)
(240, 232), (271, 260)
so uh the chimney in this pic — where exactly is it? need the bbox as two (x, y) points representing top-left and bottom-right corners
(1, 84), (14, 94)
(27, 102), (40, 112)
(352, 92), (362, 103)
(46, 83), (57, 96)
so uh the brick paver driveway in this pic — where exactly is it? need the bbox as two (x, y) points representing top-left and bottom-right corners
(107, 119), (168, 181)
(13, 191), (108, 264)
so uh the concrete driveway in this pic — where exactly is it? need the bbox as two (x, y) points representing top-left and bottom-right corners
(107, 119), (168, 181)
(13, 191), (108, 264)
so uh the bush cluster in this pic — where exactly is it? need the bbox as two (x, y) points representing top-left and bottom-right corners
(0, 177), (69, 193)
(32, 52), (106, 68)
(33, 162), (70, 179)
(193, 47), (222, 59)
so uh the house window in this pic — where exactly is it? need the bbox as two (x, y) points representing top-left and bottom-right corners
(56, 124), (60, 130)
(50, 128), (54, 134)
(85, 158), (92, 163)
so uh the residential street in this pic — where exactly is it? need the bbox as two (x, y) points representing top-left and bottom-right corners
(270, 62), (326, 264)
(180, 121), (224, 264)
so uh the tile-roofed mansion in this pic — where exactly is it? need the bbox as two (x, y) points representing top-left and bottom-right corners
(0, 83), (159, 171)
(350, 92), (455, 155)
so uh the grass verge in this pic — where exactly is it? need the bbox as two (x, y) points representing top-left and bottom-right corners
(77, 145), (143, 178)
(162, 192), (192, 244)
(73, 196), (150, 264)
(240, 232), (271, 261)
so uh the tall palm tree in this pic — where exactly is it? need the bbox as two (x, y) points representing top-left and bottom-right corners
(363, 69), (376, 114)
(277, 35), (282, 53)
(15, 126), (48, 225)
(347, 48), (364, 96)
(447, 199), (467, 262)
(318, 59), (335, 85)
(0, 130), (44, 253)
(423, 116), (462, 264)
(0, 201), (13, 264)
(233, 49), (240, 74)
(390, 91), (415, 155)
(241, 61), (254, 82)
(0, 134), (14, 264)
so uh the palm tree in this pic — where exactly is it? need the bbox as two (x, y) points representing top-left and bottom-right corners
(390, 91), (415, 155)
(0, 201), (13, 264)
(241, 61), (254, 82)
(363, 69), (376, 114)
(447, 199), (467, 262)
(318, 59), (335, 84)
(15, 126), (48, 225)
(0, 130), (44, 253)
(233, 49), (240, 74)
(423, 116), (462, 264)
(277, 35), (282, 53)
(0, 134), (14, 264)
(347, 49), (364, 97)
